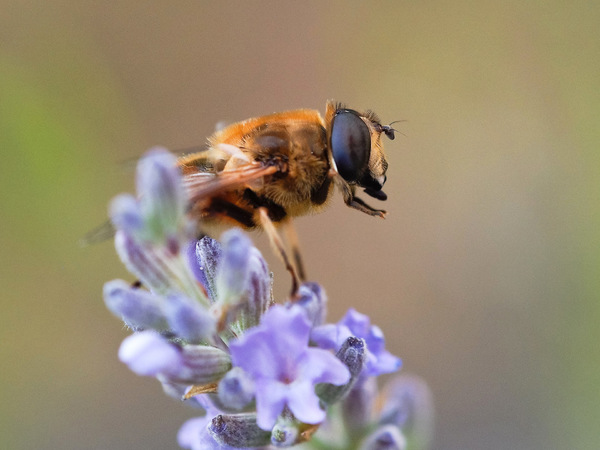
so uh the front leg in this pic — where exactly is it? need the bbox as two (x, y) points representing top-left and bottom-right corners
(332, 173), (387, 218)
(348, 195), (387, 218)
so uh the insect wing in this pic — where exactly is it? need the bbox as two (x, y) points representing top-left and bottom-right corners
(184, 163), (278, 204)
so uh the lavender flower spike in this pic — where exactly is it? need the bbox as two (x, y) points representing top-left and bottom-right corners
(102, 146), (420, 449)
(229, 305), (350, 430)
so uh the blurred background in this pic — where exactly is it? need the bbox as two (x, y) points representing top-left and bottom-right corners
(1, 1), (599, 449)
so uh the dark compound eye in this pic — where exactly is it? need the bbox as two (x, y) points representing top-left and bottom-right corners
(331, 109), (371, 183)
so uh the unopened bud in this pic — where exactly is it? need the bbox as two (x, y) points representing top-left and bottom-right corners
(196, 237), (223, 301)
(164, 293), (215, 343)
(103, 279), (167, 331)
(294, 282), (327, 327)
(208, 413), (270, 448)
(379, 375), (434, 449)
(342, 376), (378, 431)
(359, 425), (406, 450)
(217, 367), (255, 410)
(172, 345), (231, 385)
(316, 336), (366, 404)
(114, 231), (171, 293)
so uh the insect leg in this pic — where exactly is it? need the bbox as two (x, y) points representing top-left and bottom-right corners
(281, 219), (306, 282)
(348, 195), (387, 218)
(332, 173), (387, 218)
(258, 208), (300, 296)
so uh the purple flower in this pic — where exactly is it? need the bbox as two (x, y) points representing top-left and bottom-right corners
(178, 416), (216, 450)
(109, 148), (208, 305)
(312, 308), (401, 377)
(195, 236), (223, 301)
(118, 330), (231, 384)
(200, 229), (273, 335)
(217, 367), (255, 410)
(119, 330), (183, 377)
(103, 279), (168, 331)
(215, 230), (272, 310)
(229, 305), (350, 430)
(135, 149), (186, 239)
(110, 147), (189, 246)
(163, 292), (216, 343)
(102, 146), (416, 449)
(294, 282), (328, 327)
(178, 397), (266, 449)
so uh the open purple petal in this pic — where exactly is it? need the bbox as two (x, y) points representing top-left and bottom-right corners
(254, 379), (287, 430)
(286, 380), (326, 425)
(118, 330), (183, 377)
(177, 417), (209, 450)
(299, 348), (350, 385)
(230, 328), (282, 379)
(321, 308), (402, 377)
(230, 305), (311, 380)
(340, 308), (371, 336)
(258, 305), (311, 356)
(311, 323), (352, 350)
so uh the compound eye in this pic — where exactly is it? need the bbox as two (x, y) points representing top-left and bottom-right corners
(331, 110), (371, 183)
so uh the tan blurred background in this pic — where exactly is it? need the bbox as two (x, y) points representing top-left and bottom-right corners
(1, 1), (599, 449)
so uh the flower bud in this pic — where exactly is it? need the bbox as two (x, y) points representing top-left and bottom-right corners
(103, 279), (168, 331)
(342, 376), (378, 432)
(379, 375), (434, 449)
(271, 420), (299, 447)
(109, 194), (143, 236)
(217, 367), (255, 410)
(195, 236), (223, 301)
(215, 230), (253, 304)
(172, 345), (231, 385)
(208, 413), (271, 448)
(118, 330), (183, 377)
(294, 282), (327, 327)
(136, 148), (186, 244)
(226, 246), (272, 332)
(164, 293), (215, 343)
(114, 231), (171, 293)
(359, 425), (406, 450)
(316, 336), (366, 405)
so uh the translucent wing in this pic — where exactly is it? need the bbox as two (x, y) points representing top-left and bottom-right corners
(184, 162), (279, 204)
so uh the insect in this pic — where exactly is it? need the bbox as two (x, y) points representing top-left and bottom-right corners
(179, 100), (396, 293)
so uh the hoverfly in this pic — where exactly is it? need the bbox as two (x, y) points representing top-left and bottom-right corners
(179, 100), (395, 293)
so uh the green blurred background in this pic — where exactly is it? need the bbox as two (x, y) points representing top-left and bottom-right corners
(1, 2), (599, 449)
